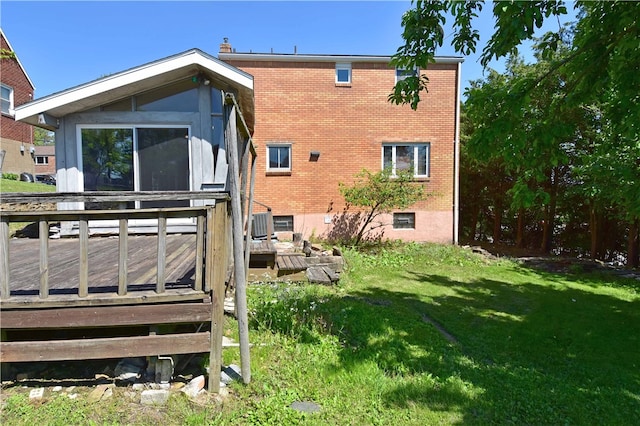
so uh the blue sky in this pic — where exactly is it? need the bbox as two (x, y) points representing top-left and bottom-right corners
(1, 1), (577, 99)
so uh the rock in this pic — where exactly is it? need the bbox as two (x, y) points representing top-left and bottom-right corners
(29, 388), (44, 400)
(52, 386), (63, 392)
(140, 389), (170, 406)
(88, 384), (114, 403)
(290, 401), (321, 413)
(220, 364), (242, 385)
(181, 375), (205, 399)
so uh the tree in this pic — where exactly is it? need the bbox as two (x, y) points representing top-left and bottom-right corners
(34, 128), (55, 146)
(334, 168), (427, 247)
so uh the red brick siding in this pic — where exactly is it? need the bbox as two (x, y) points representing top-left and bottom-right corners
(226, 58), (459, 242)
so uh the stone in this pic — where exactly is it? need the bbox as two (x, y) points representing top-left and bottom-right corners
(290, 401), (321, 413)
(181, 375), (205, 399)
(52, 386), (63, 392)
(29, 388), (44, 400)
(220, 364), (242, 385)
(140, 389), (170, 406)
(88, 384), (114, 403)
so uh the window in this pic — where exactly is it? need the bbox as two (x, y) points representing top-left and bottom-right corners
(393, 212), (415, 229)
(335, 63), (351, 84)
(383, 143), (430, 177)
(395, 67), (418, 83)
(273, 215), (294, 232)
(267, 144), (291, 172)
(1, 84), (14, 116)
(35, 156), (49, 165)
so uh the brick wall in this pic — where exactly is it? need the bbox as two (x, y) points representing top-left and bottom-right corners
(1, 32), (35, 175)
(224, 56), (460, 243)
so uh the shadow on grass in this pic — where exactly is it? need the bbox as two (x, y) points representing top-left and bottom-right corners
(250, 268), (640, 424)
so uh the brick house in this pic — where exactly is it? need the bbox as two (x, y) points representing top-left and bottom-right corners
(220, 43), (463, 243)
(34, 145), (56, 177)
(0, 29), (36, 176)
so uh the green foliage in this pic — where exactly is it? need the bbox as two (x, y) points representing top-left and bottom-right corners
(333, 168), (427, 246)
(34, 128), (55, 146)
(2, 172), (18, 181)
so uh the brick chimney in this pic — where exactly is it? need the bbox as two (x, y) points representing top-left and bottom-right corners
(219, 37), (232, 53)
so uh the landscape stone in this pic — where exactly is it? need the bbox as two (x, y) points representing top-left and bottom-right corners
(29, 388), (44, 400)
(52, 386), (63, 392)
(181, 375), (205, 399)
(88, 384), (114, 403)
(290, 401), (321, 413)
(140, 389), (170, 406)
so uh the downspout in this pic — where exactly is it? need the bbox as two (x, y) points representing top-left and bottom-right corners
(453, 60), (462, 245)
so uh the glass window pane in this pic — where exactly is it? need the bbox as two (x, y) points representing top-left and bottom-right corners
(417, 145), (428, 176)
(82, 128), (134, 209)
(393, 212), (415, 229)
(268, 146), (290, 170)
(137, 128), (190, 208)
(136, 79), (199, 112)
(383, 146), (393, 170)
(337, 69), (350, 83)
(395, 145), (413, 172)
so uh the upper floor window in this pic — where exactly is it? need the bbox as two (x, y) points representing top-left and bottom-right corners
(1, 84), (14, 116)
(267, 143), (291, 173)
(395, 67), (418, 84)
(35, 156), (49, 165)
(383, 143), (430, 178)
(336, 63), (351, 84)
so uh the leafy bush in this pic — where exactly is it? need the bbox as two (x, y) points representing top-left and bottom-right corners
(2, 173), (18, 180)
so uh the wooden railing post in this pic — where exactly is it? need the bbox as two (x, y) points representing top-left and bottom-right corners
(39, 218), (49, 299)
(0, 217), (10, 300)
(156, 213), (167, 294)
(194, 213), (205, 292)
(79, 216), (89, 298)
(118, 217), (128, 296)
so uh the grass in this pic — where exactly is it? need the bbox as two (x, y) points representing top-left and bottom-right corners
(1, 243), (639, 424)
(0, 178), (56, 194)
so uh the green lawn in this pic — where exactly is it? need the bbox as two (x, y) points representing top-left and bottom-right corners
(1, 243), (638, 424)
(0, 178), (56, 194)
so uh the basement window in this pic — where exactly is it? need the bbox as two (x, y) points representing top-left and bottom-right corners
(393, 213), (415, 229)
(273, 215), (294, 232)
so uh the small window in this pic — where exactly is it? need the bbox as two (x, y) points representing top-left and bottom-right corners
(382, 143), (430, 177)
(336, 63), (351, 84)
(395, 67), (418, 83)
(35, 156), (49, 165)
(273, 215), (294, 232)
(393, 213), (415, 229)
(267, 144), (291, 172)
(1, 84), (14, 116)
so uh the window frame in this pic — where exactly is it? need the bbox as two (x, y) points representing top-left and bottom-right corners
(382, 143), (430, 178)
(266, 143), (292, 173)
(273, 215), (294, 232)
(1, 84), (14, 116)
(395, 67), (419, 84)
(35, 156), (49, 165)
(393, 212), (416, 230)
(335, 63), (352, 84)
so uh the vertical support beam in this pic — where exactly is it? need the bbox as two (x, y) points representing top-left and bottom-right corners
(244, 150), (258, 276)
(0, 217), (10, 300)
(224, 96), (251, 384)
(78, 216), (89, 298)
(39, 218), (49, 299)
(195, 213), (205, 292)
(208, 201), (228, 392)
(156, 213), (167, 294)
(118, 217), (128, 296)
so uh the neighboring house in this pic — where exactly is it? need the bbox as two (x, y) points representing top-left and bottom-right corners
(0, 28), (36, 175)
(15, 48), (253, 233)
(33, 145), (55, 176)
(219, 42), (463, 243)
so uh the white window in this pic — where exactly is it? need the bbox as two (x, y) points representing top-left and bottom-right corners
(267, 144), (291, 172)
(1, 84), (14, 116)
(383, 143), (430, 177)
(393, 212), (415, 229)
(336, 63), (351, 84)
(395, 67), (418, 84)
(35, 156), (49, 165)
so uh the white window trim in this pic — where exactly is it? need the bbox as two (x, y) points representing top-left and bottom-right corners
(382, 143), (430, 178)
(335, 63), (352, 84)
(1, 83), (15, 116)
(266, 143), (292, 172)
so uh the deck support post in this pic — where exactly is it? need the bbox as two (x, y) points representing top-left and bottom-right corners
(225, 95), (251, 384)
(0, 217), (9, 300)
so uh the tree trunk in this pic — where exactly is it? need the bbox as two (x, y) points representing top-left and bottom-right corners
(492, 199), (503, 244)
(516, 208), (525, 248)
(589, 207), (600, 260)
(627, 219), (639, 269)
(541, 176), (558, 254)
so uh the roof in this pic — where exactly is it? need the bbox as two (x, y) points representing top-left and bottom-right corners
(15, 49), (254, 131)
(34, 145), (55, 156)
(0, 28), (36, 90)
(219, 51), (464, 64)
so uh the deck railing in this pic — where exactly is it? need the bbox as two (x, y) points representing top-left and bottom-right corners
(1, 191), (230, 305)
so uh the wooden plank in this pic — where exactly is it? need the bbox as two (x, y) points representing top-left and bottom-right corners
(156, 214), (167, 293)
(306, 266), (332, 284)
(209, 201), (227, 392)
(0, 332), (211, 362)
(0, 217), (9, 300)
(39, 219), (49, 299)
(194, 214), (205, 291)
(1, 191), (230, 205)
(0, 289), (207, 309)
(79, 217), (89, 297)
(1, 302), (213, 329)
(0, 206), (211, 223)
(118, 218), (128, 295)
